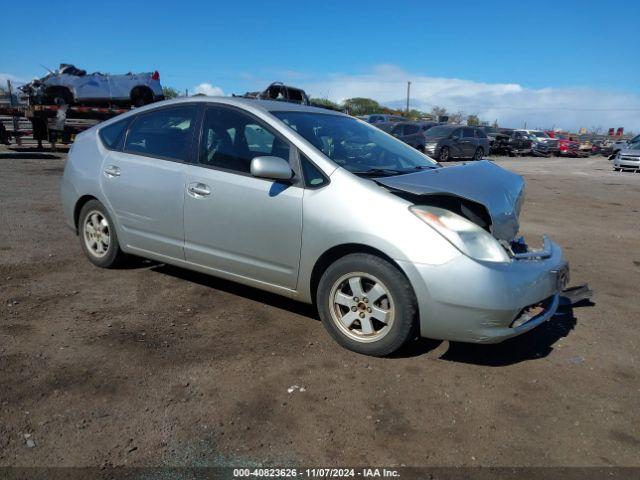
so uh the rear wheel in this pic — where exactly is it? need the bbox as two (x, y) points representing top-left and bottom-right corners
(317, 253), (418, 356)
(78, 200), (126, 268)
(438, 146), (450, 162)
(473, 147), (484, 160)
(131, 87), (153, 107)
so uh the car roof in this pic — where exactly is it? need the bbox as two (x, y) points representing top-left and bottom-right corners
(133, 95), (348, 116)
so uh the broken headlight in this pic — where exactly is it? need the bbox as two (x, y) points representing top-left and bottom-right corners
(410, 206), (511, 263)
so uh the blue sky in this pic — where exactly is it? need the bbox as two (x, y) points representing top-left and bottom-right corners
(2, 0), (639, 130)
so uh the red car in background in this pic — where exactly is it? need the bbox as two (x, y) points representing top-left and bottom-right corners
(545, 131), (588, 157)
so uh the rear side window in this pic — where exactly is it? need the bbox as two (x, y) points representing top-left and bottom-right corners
(463, 127), (475, 138)
(99, 118), (131, 150)
(124, 105), (197, 161)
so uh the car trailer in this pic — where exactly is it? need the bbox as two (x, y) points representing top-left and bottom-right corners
(0, 102), (131, 150)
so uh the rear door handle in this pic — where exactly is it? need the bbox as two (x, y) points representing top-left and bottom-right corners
(187, 182), (211, 197)
(103, 165), (121, 177)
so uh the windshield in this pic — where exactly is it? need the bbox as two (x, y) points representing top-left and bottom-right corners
(531, 131), (548, 138)
(424, 125), (455, 138)
(273, 112), (438, 174)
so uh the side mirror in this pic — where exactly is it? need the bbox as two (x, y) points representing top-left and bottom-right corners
(250, 156), (293, 181)
(451, 135), (459, 141)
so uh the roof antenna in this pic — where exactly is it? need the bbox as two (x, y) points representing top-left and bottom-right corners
(40, 64), (55, 75)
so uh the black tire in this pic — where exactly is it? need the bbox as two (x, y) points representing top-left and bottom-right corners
(316, 253), (418, 356)
(47, 88), (73, 106)
(416, 145), (425, 153)
(438, 146), (450, 162)
(473, 147), (484, 160)
(131, 87), (153, 107)
(78, 200), (126, 268)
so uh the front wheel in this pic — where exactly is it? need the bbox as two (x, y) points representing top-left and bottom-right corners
(438, 146), (450, 162)
(78, 200), (126, 268)
(317, 253), (418, 356)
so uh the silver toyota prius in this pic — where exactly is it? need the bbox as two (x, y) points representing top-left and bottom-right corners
(61, 97), (569, 356)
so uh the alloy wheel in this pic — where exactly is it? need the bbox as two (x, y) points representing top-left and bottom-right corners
(328, 272), (395, 343)
(83, 210), (111, 258)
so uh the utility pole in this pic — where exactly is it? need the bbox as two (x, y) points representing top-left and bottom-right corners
(406, 81), (411, 113)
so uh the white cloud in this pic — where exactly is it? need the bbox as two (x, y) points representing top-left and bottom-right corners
(192, 83), (224, 96)
(0, 73), (29, 88)
(298, 65), (640, 132)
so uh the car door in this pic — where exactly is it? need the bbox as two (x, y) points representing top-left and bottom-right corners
(74, 74), (111, 102)
(450, 128), (465, 157)
(100, 104), (198, 260)
(460, 127), (477, 157)
(183, 104), (303, 289)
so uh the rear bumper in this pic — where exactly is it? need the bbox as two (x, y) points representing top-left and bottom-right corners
(398, 236), (568, 343)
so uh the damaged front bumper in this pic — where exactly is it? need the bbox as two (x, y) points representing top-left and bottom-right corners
(397, 235), (569, 344)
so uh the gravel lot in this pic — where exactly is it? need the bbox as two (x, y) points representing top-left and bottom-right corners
(1, 149), (639, 468)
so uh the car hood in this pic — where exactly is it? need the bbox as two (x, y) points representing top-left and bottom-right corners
(375, 161), (525, 242)
(620, 148), (640, 155)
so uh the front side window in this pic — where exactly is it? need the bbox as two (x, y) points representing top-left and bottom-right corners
(475, 129), (487, 138)
(124, 105), (196, 161)
(273, 111), (438, 175)
(200, 107), (290, 174)
(424, 126), (455, 139)
(99, 118), (131, 150)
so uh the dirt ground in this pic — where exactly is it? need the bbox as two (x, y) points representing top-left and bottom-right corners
(1, 149), (639, 468)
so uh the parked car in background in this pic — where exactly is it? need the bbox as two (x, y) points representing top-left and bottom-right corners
(376, 121), (436, 151)
(61, 97), (568, 356)
(548, 133), (586, 157)
(610, 134), (640, 158)
(613, 141), (640, 171)
(592, 139), (613, 157)
(490, 129), (533, 156)
(242, 82), (310, 106)
(423, 125), (490, 161)
(478, 126), (508, 153)
(364, 114), (406, 124)
(524, 130), (559, 156)
(19, 64), (164, 107)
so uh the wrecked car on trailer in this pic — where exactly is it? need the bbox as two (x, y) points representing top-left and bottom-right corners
(61, 98), (569, 356)
(20, 64), (164, 107)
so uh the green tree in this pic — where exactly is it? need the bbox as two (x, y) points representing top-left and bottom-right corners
(162, 86), (180, 99)
(310, 98), (340, 110)
(342, 97), (382, 115)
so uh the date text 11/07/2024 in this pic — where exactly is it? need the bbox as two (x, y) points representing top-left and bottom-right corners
(232, 468), (401, 478)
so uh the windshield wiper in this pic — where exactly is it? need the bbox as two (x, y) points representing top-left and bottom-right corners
(351, 168), (406, 177)
(409, 165), (439, 170)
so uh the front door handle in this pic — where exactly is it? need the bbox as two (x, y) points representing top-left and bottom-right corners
(187, 182), (211, 197)
(103, 165), (121, 178)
